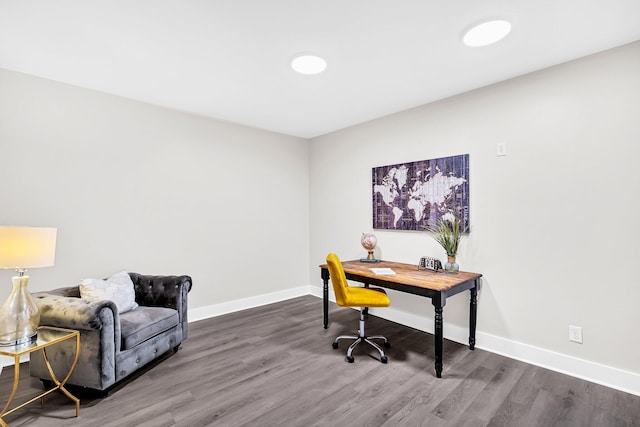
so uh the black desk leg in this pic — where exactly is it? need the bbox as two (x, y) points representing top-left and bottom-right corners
(363, 283), (369, 315)
(469, 281), (478, 350)
(432, 296), (444, 378)
(321, 268), (330, 329)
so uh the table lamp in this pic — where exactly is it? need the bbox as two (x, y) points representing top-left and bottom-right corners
(0, 226), (57, 347)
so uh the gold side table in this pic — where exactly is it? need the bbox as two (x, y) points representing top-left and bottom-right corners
(0, 326), (80, 426)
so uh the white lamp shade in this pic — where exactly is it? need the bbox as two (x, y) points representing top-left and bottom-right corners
(0, 226), (57, 269)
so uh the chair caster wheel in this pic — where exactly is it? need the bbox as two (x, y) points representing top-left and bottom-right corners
(332, 342), (339, 349)
(347, 356), (354, 363)
(384, 341), (391, 348)
(381, 356), (388, 364)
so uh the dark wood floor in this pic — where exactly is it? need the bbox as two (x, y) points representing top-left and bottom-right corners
(1, 295), (639, 426)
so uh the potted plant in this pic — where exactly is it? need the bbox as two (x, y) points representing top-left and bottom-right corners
(427, 213), (462, 273)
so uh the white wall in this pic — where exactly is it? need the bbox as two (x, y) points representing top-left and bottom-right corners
(309, 42), (640, 386)
(0, 69), (310, 309)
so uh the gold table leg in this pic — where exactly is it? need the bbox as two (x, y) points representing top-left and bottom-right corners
(0, 355), (22, 426)
(0, 332), (81, 423)
(41, 333), (80, 416)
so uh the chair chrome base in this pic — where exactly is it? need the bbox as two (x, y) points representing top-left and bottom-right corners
(332, 308), (390, 363)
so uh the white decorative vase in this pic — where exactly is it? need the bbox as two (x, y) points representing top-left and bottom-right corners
(0, 275), (40, 347)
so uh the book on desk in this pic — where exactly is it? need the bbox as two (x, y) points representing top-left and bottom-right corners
(369, 268), (396, 276)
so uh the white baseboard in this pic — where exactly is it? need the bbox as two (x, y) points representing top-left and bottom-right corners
(475, 330), (640, 398)
(188, 285), (313, 323)
(4, 285), (638, 398)
(310, 285), (640, 397)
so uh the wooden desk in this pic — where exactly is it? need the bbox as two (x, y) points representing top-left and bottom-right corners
(320, 260), (482, 378)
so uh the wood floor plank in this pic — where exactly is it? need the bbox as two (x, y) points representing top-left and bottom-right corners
(457, 361), (526, 423)
(1, 295), (639, 426)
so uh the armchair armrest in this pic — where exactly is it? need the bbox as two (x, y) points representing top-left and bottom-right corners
(33, 291), (119, 332)
(31, 290), (121, 390)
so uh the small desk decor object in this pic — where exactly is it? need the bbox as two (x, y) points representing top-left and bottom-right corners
(360, 232), (380, 262)
(426, 212), (464, 274)
(0, 326), (80, 425)
(418, 256), (442, 272)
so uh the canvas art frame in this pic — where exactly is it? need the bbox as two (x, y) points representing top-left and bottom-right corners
(372, 154), (469, 231)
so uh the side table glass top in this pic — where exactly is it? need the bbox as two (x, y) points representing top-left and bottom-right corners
(0, 326), (79, 357)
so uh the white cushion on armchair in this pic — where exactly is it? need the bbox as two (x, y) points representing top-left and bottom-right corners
(80, 270), (139, 313)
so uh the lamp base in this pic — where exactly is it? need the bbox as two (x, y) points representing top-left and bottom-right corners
(0, 332), (37, 347)
(0, 275), (40, 347)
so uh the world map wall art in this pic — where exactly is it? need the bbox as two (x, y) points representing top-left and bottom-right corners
(372, 154), (470, 231)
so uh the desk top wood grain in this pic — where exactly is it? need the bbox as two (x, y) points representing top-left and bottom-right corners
(320, 259), (482, 292)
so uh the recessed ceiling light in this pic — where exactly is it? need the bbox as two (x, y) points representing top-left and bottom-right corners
(463, 20), (512, 47)
(291, 54), (327, 75)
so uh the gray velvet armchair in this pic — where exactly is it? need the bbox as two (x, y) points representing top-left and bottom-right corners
(29, 273), (192, 393)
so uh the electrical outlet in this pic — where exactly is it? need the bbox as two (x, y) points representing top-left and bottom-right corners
(496, 142), (507, 156)
(569, 325), (583, 344)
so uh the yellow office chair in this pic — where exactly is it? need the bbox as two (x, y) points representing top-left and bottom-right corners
(326, 253), (391, 363)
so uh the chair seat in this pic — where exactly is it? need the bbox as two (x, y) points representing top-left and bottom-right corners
(342, 287), (390, 308)
(119, 306), (179, 350)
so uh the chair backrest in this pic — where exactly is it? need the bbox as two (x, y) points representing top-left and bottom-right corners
(326, 253), (350, 306)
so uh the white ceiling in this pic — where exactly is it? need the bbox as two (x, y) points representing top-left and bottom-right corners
(1, 1), (639, 138)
